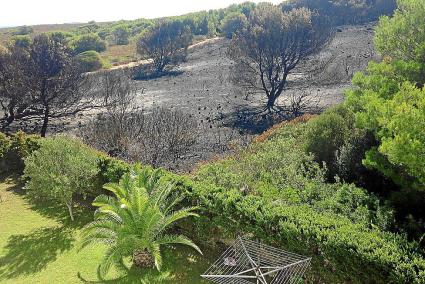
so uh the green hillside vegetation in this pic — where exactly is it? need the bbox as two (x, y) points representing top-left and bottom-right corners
(0, 0), (396, 67)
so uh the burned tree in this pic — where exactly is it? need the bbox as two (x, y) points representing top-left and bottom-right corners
(228, 4), (333, 111)
(0, 34), (100, 136)
(137, 20), (193, 74)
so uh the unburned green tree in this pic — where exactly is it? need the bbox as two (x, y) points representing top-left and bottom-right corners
(374, 0), (425, 64)
(24, 136), (100, 221)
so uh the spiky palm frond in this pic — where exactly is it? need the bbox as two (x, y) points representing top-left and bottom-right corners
(81, 166), (201, 278)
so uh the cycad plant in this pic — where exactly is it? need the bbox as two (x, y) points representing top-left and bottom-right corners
(80, 166), (202, 278)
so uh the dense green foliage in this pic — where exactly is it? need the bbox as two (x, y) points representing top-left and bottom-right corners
(345, 0), (425, 191)
(81, 167), (201, 277)
(375, 0), (425, 63)
(0, 131), (40, 173)
(23, 136), (100, 221)
(70, 34), (106, 54)
(305, 106), (355, 180)
(75, 50), (104, 72)
(0, 133), (11, 159)
(177, 121), (424, 283)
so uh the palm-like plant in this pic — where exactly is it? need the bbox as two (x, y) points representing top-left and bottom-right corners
(80, 166), (202, 278)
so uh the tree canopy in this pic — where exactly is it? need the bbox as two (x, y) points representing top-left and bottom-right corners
(345, 0), (425, 190)
(24, 136), (100, 221)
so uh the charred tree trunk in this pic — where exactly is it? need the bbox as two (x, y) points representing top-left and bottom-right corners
(40, 105), (49, 137)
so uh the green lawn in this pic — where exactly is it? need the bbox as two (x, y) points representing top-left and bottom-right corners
(0, 177), (213, 283)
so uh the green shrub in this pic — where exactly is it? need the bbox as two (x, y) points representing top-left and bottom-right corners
(75, 50), (104, 72)
(97, 154), (131, 184)
(304, 105), (355, 180)
(24, 136), (100, 221)
(195, 121), (390, 228)
(0, 133), (11, 159)
(0, 131), (40, 173)
(70, 34), (106, 54)
(49, 31), (74, 43)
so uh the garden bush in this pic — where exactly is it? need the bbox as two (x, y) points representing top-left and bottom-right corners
(24, 136), (100, 221)
(0, 133), (11, 159)
(0, 131), (40, 173)
(304, 105), (355, 181)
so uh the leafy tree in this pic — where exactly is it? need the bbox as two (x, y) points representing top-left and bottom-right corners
(81, 166), (201, 277)
(112, 25), (130, 45)
(347, 71), (425, 190)
(375, 0), (425, 63)
(137, 20), (193, 73)
(75, 50), (104, 72)
(23, 136), (100, 221)
(345, 0), (425, 190)
(70, 33), (106, 54)
(228, 3), (333, 111)
(0, 34), (100, 136)
(220, 12), (248, 39)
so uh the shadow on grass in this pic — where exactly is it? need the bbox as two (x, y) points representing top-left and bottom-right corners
(77, 266), (174, 284)
(23, 195), (94, 229)
(0, 226), (75, 280)
(77, 245), (213, 284)
(0, 173), (25, 194)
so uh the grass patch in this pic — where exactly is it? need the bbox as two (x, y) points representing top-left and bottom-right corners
(0, 177), (213, 283)
(100, 43), (138, 67)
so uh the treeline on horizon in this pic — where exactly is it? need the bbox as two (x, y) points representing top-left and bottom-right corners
(6, 0), (396, 43)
